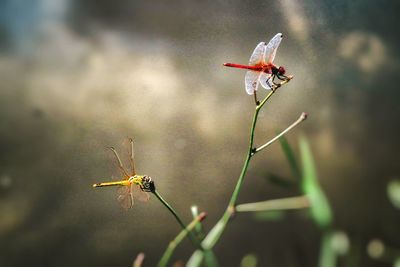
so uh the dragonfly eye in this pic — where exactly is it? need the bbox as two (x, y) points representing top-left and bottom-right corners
(278, 66), (286, 75)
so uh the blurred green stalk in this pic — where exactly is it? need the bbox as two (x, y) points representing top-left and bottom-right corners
(157, 212), (207, 267)
(235, 195), (310, 212)
(188, 80), (302, 266)
(153, 190), (203, 249)
(191, 205), (206, 240)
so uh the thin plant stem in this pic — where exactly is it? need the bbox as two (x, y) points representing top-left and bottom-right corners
(157, 212), (207, 267)
(133, 253), (145, 267)
(255, 112), (308, 153)
(235, 195), (310, 212)
(228, 90), (275, 207)
(191, 205), (205, 240)
(152, 190), (203, 249)
(319, 231), (336, 267)
(201, 90), (276, 251)
(188, 78), (298, 266)
(153, 190), (187, 230)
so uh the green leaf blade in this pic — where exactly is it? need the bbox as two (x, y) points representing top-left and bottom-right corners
(299, 136), (333, 229)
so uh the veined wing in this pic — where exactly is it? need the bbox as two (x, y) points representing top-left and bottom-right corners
(259, 72), (273, 90)
(245, 70), (261, 95)
(249, 42), (266, 65)
(132, 184), (150, 202)
(117, 185), (134, 210)
(264, 33), (283, 64)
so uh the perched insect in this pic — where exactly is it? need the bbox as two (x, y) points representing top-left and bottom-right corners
(93, 138), (155, 210)
(223, 33), (292, 102)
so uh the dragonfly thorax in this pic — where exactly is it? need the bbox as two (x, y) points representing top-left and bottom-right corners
(128, 175), (144, 184)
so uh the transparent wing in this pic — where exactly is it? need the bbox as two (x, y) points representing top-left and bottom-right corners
(265, 33), (283, 63)
(259, 72), (273, 90)
(108, 147), (130, 179)
(132, 184), (150, 202)
(123, 138), (136, 176)
(117, 186), (134, 210)
(117, 185), (129, 195)
(245, 70), (261, 95)
(249, 42), (266, 65)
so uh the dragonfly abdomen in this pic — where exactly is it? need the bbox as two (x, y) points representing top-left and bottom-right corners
(223, 63), (262, 71)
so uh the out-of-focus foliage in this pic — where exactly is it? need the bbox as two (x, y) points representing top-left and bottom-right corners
(253, 210), (285, 221)
(330, 231), (350, 256)
(387, 179), (400, 209)
(300, 136), (333, 229)
(240, 253), (258, 267)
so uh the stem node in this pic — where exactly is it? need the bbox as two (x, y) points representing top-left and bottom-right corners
(227, 205), (236, 218)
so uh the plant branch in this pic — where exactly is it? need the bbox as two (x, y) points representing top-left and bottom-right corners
(235, 195), (310, 212)
(133, 253), (145, 267)
(157, 212), (207, 267)
(152, 190), (203, 249)
(191, 205), (205, 240)
(255, 112), (308, 153)
(187, 78), (294, 266)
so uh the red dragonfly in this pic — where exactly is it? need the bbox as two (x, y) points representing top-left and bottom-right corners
(223, 33), (291, 102)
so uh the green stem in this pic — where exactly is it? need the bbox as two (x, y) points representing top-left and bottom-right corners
(235, 195), (310, 212)
(191, 205), (205, 240)
(152, 190), (202, 249)
(157, 212), (207, 267)
(153, 190), (187, 230)
(255, 112), (307, 153)
(229, 91), (274, 206)
(202, 91), (275, 250)
(319, 231), (336, 267)
(188, 78), (294, 266)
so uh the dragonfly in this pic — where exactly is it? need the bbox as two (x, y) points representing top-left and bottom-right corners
(93, 138), (154, 210)
(223, 33), (292, 103)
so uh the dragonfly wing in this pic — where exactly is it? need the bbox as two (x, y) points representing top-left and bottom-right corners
(264, 33), (283, 64)
(249, 42), (267, 65)
(132, 184), (150, 202)
(259, 72), (273, 90)
(117, 185), (129, 195)
(117, 186), (133, 210)
(245, 70), (261, 95)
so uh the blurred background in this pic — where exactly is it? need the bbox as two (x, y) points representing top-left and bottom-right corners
(1, 0), (400, 266)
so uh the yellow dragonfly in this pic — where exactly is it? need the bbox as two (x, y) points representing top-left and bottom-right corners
(93, 138), (154, 210)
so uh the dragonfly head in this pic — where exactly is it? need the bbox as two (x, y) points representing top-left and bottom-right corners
(278, 66), (286, 75)
(141, 176), (155, 192)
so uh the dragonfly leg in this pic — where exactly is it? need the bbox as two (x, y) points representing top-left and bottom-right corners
(109, 147), (130, 178)
(128, 138), (136, 176)
(271, 75), (280, 92)
(277, 74), (290, 81)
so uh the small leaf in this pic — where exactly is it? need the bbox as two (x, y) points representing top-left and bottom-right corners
(186, 250), (204, 267)
(300, 136), (333, 229)
(279, 135), (301, 180)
